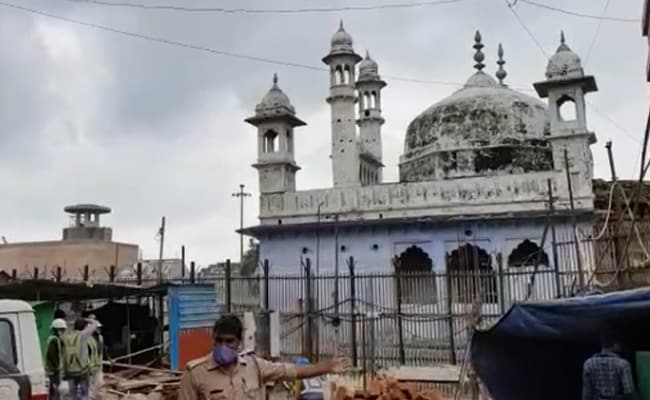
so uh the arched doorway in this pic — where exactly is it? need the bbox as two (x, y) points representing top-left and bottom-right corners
(508, 239), (549, 268)
(395, 246), (435, 304)
(447, 243), (497, 303)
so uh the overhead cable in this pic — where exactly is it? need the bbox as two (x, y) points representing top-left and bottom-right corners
(60, 0), (465, 14)
(519, 0), (639, 23)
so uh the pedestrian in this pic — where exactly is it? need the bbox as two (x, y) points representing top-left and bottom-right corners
(582, 328), (636, 400)
(178, 314), (350, 400)
(87, 316), (104, 400)
(45, 318), (67, 400)
(63, 318), (99, 400)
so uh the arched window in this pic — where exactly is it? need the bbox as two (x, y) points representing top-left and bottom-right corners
(335, 65), (344, 85)
(286, 129), (293, 153)
(395, 246), (435, 304)
(447, 243), (497, 303)
(263, 130), (278, 152)
(507, 239), (549, 268)
(364, 92), (370, 110)
(370, 91), (378, 109)
(557, 95), (577, 122)
(343, 65), (352, 84)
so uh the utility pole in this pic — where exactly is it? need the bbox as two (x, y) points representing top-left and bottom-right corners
(333, 213), (341, 345)
(157, 216), (165, 284)
(232, 184), (251, 264)
(316, 201), (324, 276)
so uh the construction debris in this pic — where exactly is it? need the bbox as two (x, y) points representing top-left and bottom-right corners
(100, 365), (181, 400)
(327, 375), (447, 400)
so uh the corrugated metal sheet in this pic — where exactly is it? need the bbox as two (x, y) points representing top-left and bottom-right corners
(168, 285), (222, 370)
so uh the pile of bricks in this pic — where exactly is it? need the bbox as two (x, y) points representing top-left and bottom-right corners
(330, 377), (447, 400)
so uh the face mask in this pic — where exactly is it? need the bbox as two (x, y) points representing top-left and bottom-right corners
(212, 345), (238, 368)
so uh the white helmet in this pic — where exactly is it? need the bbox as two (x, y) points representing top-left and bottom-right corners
(51, 318), (67, 330)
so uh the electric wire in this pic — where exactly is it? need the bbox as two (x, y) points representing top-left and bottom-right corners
(584, 0), (611, 66)
(60, 0), (466, 14)
(518, 0), (639, 23)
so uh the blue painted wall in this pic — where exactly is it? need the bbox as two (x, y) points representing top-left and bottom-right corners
(168, 285), (222, 370)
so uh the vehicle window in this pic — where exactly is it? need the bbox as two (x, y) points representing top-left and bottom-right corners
(0, 320), (16, 365)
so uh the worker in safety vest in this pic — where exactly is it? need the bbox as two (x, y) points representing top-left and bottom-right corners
(87, 316), (104, 400)
(45, 318), (67, 400)
(63, 318), (99, 400)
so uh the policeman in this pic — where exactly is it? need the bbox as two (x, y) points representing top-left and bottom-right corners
(45, 318), (67, 400)
(178, 314), (350, 400)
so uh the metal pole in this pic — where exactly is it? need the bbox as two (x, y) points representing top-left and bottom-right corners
(333, 214), (340, 343)
(181, 245), (185, 280)
(316, 202), (322, 276)
(547, 179), (562, 298)
(348, 256), (358, 367)
(157, 217), (165, 283)
(232, 184), (251, 264)
(606, 141), (626, 274)
(564, 149), (585, 289)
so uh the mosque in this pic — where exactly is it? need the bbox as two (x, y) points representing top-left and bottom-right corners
(241, 23), (598, 314)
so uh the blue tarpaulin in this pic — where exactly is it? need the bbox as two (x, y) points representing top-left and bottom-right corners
(471, 288), (650, 400)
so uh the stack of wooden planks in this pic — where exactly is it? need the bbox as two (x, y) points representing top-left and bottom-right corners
(100, 362), (182, 400)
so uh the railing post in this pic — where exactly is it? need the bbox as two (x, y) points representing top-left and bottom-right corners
(190, 261), (196, 284)
(136, 262), (143, 286)
(497, 253), (506, 314)
(225, 259), (232, 313)
(394, 258), (406, 365)
(263, 259), (270, 311)
(83, 265), (89, 282)
(181, 245), (186, 280)
(348, 256), (358, 367)
(33, 267), (39, 280)
(304, 258), (314, 362)
(56, 266), (62, 283)
(445, 254), (457, 364)
(11, 269), (16, 280)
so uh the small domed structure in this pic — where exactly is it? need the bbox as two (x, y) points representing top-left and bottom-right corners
(331, 20), (353, 52)
(545, 32), (584, 80)
(254, 74), (296, 116)
(399, 31), (553, 182)
(358, 50), (379, 81)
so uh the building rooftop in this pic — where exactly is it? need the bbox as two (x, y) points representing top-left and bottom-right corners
(64, 204), (111, 214)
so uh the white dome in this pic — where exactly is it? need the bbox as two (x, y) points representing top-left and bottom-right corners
(358, 51), (379, 81)
(255, 74), (295, 114)
(545, 32), (584, 80)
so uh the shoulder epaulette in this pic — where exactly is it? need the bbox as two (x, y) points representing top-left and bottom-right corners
(186, 356), (209, 370)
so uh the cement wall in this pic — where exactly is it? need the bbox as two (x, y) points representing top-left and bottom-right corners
(0, 240), (139, 281)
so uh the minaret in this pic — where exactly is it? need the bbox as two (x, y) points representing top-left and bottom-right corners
(356, 50), (386, 184)
(322, 21), (362, 188)
(533, 32), (597, 195)
(245, 74), (306, 194)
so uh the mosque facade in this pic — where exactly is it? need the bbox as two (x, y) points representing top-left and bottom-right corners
(242, 24), (598, 313)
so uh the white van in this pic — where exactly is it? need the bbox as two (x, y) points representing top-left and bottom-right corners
(0, 300), (46, 400)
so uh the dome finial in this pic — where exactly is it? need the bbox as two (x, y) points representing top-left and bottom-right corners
(557, 30), (571, 52)
(339, 19), (345, 31)
(473, 30), (485, 71)
(366, 49), (371, 59)
(560, 30), (565, 45)
(272, 73), (278, 87)
(496, 43), (507, 85)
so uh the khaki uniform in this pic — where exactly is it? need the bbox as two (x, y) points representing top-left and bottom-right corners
(178, 352), (297, 400)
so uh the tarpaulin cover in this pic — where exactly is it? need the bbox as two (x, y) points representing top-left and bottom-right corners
(471, 288), (650, 400)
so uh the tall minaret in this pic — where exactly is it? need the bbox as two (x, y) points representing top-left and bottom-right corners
(533, 32), (597, 198)
(245, 74), (306, 194)
(322, 21), (362, 188)
(356, 50), (386, 184)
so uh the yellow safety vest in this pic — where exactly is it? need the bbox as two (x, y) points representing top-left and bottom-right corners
(63, 331), (88, 377)
(88, 337), (101, 374)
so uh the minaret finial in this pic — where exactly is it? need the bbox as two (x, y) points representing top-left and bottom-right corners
(560, 30), (565, 45)
(473, 30), (485, 72)
(339, 19), (344, 31)
(496, 43), (507, 85)
(272, 73), (278, 87)
(365, 49), (371, 59)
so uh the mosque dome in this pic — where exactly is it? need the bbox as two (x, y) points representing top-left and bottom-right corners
(358, 51), (380, 81)
(399, 31), (553, 183)
(255, 74), (295, 115)
(331, 20), (353, 52)
(545, 31), (584, 80)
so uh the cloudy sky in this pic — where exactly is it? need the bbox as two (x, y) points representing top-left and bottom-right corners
(0, 0), (646, 268)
